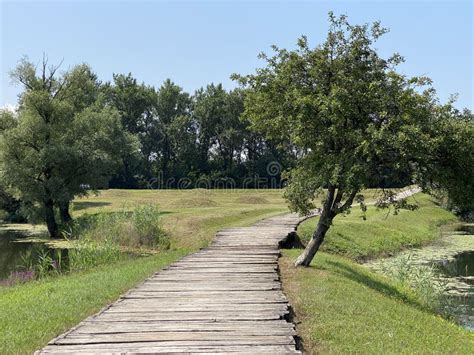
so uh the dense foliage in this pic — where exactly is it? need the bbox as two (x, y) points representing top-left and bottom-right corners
(417, 106), (474, 217)
(102, 76), (297, 189)
(0, 59), (132, 237)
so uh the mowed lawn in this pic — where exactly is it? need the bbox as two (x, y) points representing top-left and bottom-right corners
(281, 193), (473, 353)
(281, 251), (473, 354)
(0, 250), (185, 354)
(297, 193), (457, 261)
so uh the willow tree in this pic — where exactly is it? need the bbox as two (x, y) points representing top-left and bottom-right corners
(0, 57), (133, 238)
(234, 14), (436, 266)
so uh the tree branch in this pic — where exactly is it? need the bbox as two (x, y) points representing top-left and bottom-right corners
(335, 190), (357, 214)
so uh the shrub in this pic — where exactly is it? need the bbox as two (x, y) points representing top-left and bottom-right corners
(75, 204), (169, 249)
(132, 204), (169, 248)
(69, 239), (123, 271)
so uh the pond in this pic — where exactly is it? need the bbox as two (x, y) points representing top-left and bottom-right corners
(437, 251), (474, 278)
(0, 226), (67, 282)
(366, 223), (474, 331)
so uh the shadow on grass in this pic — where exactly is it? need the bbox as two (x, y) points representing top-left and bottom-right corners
(323, 259), (428, 312)
(75, 209), (174, 218)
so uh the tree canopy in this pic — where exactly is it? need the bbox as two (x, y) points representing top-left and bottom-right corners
(233, 13), (473, 266)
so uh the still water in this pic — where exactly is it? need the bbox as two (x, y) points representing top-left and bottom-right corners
(0, 227), (66, 280)
(366, 223), (474, 331)
(437, 251), (474, 278)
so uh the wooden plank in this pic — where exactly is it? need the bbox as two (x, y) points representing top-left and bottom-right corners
(95, 311), (287, 322)
(105, 305), (289, 313)
(41, 344), (300, 353)
(53, 333), (296, 345)
(76, 321), (295, 334)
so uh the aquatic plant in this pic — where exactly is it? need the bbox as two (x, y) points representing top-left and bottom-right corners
(69, 239), (123, 271)
(17, 246), (66, 279)
(381, 254), (449, 313)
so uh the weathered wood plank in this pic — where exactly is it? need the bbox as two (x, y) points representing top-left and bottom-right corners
(95, 311), (287, 322)
(41, 344), (300, 353)
(76, 320), (295, 333)
(54, 333), (296, 345)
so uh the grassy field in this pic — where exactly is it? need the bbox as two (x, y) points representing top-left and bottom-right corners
(297, 193), (457, 261)
(281, 193), (472, 353)
(0, 250), (185, 354)
(71, 188), (385, 250)
(72, 189), (291, 250)
(280, 251), (473, 354)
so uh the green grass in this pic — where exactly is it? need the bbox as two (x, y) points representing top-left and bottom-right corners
(297, 193), (457, 261)
(1, 189), (466, 353)
(0, 250), (186, 354)
(280, 251), (473, 354)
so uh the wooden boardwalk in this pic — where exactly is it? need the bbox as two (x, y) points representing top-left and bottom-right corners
(38, 213), (306, 354)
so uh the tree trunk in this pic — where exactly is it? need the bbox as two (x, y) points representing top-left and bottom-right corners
(294, 186), (358, 267)
(294, 216), (331, 266)
(44, 199), (60, 239)
(59, 201), (72, 224)
(295, 185), (336, 267)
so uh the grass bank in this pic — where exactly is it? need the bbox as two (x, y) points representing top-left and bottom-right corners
(280, 192), (472, 353)
(297, 193), (457, 261)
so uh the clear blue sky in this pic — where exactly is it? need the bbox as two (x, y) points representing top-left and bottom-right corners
(1, 0), (473, 109)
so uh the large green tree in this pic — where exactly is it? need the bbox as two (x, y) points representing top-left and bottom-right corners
(418, 106), (474, 217)
(234, 14), (440, 266)
(0, 58), (132, 238)
(192, 84), (229, 175)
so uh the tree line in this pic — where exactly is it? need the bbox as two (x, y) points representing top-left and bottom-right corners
(0, 57), (300, 236)
(103, 74), (300, 189)
(0, 13), (472, 248)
